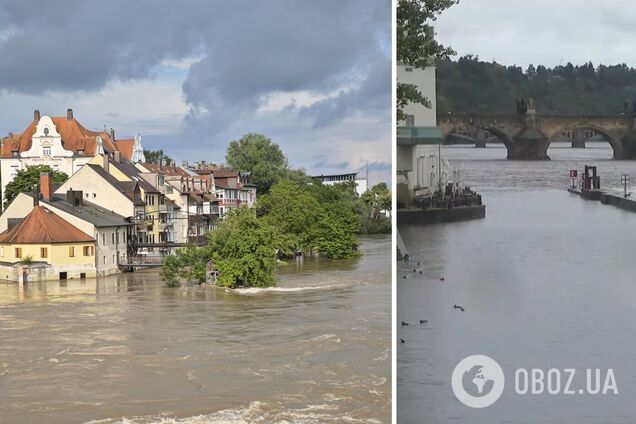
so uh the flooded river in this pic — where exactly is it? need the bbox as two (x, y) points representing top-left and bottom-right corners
(0, 236), (390, 423)
(398, 143), (636, 423)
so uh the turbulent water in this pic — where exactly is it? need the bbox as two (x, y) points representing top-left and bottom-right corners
(0, 236), (390, 424)
(398, 143), (636, 423)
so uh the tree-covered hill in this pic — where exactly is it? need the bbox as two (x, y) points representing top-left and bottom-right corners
(437, 56), (636, 117)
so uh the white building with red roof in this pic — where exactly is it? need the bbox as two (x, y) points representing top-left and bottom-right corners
(0, 109), (145, 208)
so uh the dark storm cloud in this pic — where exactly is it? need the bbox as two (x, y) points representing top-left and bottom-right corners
(0, 0), (390, 132)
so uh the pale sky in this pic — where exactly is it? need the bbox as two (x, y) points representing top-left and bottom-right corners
(435, 0), (636, 69)
(0, 1), (391, 186)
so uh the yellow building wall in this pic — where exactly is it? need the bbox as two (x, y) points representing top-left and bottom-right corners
(0, 242), (95, 266)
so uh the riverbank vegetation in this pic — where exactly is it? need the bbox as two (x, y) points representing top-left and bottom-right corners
(437, 56), (636, 115)
(161, 133), (391, 288)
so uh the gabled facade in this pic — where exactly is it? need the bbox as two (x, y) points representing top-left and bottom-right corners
(0, 109), (146, 209)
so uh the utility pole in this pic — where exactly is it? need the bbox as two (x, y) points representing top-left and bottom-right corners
(622, 174), (631, 198)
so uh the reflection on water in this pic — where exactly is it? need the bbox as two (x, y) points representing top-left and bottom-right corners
(398, 145), (636, 423)
(0, 236), (390, 424)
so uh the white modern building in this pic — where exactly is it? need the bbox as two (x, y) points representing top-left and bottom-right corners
(396, 63), (446, 206)
(312, 172), (368, 196)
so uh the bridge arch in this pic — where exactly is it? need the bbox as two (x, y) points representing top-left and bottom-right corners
(445, 124), (513, 147)
(545, 123), (621, 157)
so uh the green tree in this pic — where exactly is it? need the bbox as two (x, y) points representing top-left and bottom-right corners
(397, 0), (458, 121)
(257, 179), (322, 255)
(208, 207), (278, 288)
(360, 183), (392, 234)
(161, 244), (209, 287)
(144, 149), (173, 165)
(315, 201), (361, 259)
(3, 165), (69, 208)
(226, 133), (287, 194)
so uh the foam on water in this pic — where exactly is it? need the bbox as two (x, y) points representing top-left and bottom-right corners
(229, 283), (353, 295)
(86, 401), (381, 424)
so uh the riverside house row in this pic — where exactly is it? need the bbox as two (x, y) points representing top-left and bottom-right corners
(0, 110), (257, 282)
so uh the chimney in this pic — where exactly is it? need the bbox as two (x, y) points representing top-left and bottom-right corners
(101, 153), (110, 173)
(109, 127), (115, 141)
(40, 172), (53, 201)
(67, 108), (73, 120)
(113, 150), (121, 163)
(66, 189), (83, 207)
(32, 185), (39, 207)
(8, 132), (13, 138)
(34, 109), (41, 122)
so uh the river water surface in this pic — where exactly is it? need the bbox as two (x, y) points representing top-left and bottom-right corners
(398, 143), (636, 423)
(0, 236), (390, 423)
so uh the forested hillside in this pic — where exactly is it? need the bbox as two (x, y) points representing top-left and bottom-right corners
(437, 56), (636, 116)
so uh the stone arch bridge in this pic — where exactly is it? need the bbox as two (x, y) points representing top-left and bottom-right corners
(440, 109), (636, 160)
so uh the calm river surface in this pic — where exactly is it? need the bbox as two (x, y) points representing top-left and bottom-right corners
(0, 236), (390, 424)
(398, 142), (636, 423)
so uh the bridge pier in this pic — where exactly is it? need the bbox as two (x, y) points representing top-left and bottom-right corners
(474, 129), (486, 148)
(618, 132), (636, 159)
(572, 129), (586, 148)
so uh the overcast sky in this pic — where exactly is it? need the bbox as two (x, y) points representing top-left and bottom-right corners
(0, 1), (390, 185)
(436, 0), (636, 69)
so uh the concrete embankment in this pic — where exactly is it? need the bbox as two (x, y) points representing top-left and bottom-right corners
(568, 188), (636, 212)
(397, 204), (486, 225)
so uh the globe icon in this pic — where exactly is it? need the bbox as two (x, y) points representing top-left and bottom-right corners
(452, 355), (505, 408)
(461, 365), (495, 397)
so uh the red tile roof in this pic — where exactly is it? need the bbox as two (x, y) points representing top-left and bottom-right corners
(1, 115), (124, 158)
(114, 138), (134, 161)
(0, 206), (95, 244)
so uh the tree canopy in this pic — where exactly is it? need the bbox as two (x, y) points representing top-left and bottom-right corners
(437, 56), (636, 116)
(226, 133), (289, 194)
(3, 165), (68, 208)
(144, 149), (173, 165)
(208, 207), (279, 288)
(397, 0), (457, 121)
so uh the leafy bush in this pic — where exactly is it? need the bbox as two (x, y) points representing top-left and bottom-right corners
(208, 207), (278, 288)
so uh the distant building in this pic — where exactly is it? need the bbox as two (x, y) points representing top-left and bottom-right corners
(312, 172), (368, 196)
(396, 63), (445, 205)
(0, 204), (96, 282)
(0, 109), (145, 208)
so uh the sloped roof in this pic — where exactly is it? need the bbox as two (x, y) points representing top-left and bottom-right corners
(1, 115), (125, 157)
(114, 138), (134, 161)
(0, 206), (94, 244)
(110, 160), (159, 193)
(140, 162), (189, 176)
(87, 164), (145, 205)
(36, 193), (132, 227)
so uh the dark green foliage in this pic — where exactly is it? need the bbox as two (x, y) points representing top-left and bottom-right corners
(208, 208), (278, 288)
(315, 201), (361, 259)
(437, 56), (636, 116)
(359, 183), (392, 234)
(397, 0), (458, 120)
(226, 133), (288, 194)
(161, 244), (208, 287)
(144, 149), (173, 165)
(3, 165), (69, 208)
(256, 180), (321, 255)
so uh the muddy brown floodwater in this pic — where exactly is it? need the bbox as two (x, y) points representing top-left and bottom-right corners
(0, 235), (390, 424)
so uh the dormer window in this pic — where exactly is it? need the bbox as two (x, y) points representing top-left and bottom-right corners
(78, 149), (84, 155)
